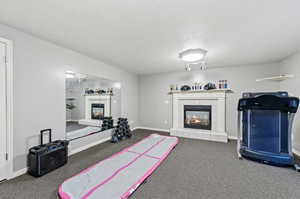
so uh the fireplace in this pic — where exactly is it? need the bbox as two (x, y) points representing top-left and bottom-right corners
(184, 105), (212, 130)
(91, 103), (105, 120)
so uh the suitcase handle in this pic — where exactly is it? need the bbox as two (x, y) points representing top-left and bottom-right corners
(40, 129), (52, 145)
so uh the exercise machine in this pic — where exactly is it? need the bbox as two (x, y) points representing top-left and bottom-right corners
(237, 92), (300, 170)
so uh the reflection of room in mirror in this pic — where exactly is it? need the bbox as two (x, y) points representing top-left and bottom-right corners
(80, 95), (111, 126)
(91, 103), (104, 119)
(65, 71), (121, 141)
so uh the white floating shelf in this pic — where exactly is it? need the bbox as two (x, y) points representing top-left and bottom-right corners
(256, 74), (294, 82)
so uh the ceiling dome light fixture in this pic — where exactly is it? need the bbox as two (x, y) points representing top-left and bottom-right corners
(179, 48), (207, 63)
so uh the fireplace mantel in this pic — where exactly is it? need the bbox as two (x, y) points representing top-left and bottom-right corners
(170, 90), (229, 143)
(78, 95), (111, 126)
(168, 88), (232, 95)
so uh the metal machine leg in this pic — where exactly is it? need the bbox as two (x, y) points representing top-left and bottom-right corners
(237, 111), (242, 159)
(294, 164), (300, 172)
(288, 113), (299, 171)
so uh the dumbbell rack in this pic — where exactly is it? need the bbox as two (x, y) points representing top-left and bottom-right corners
(101, 117), (114, 131)
(111, 118), (132, 143)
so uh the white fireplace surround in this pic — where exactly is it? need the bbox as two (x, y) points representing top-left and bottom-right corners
(170, 90), (228, 143)
(78, 95), (111, 126)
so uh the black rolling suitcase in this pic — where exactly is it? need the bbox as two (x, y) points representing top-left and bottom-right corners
(27, 129), (69, 177)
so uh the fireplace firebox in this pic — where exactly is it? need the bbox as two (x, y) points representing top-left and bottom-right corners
(184, 105), (212, 130)
(91, 103), (105, 120)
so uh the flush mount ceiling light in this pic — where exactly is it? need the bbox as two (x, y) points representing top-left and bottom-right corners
(179, 48), (207, 63)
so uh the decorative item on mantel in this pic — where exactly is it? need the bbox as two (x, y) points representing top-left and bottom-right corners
(170, 84), (175, 91)
(192, 82), (202, 90)
(168, 80), (231, 95)
(94, 89), (106, 95)
(203, 82), (216, 90)
(218, 80), (228, 89)
(84, 88), (114, 96)
(85, 88), (95, 95)
(180, 85), (191, 91)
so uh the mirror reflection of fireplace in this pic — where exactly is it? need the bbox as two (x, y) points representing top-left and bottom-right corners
(184, 105), (212, 130)
(91, 103), (105, 120)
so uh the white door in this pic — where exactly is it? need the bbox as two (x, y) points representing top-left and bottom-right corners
(0, 42), (7, 181)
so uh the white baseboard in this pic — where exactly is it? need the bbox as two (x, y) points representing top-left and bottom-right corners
(132, 126), (170, 133)
(9, 168), (27, 180)
(8, 137), (111, 180)
(69, 137), (111, 156)
(66, 120), (78, 122)
(293, 149), (300, 157)
(130, 127), (139, 131)
(228, 136), (237, 140)
(170, 128), (228, 143)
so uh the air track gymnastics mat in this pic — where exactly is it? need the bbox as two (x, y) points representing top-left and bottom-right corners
(58, 134), (179, 199)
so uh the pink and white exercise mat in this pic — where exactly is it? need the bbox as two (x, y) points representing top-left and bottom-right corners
(58, 134), (179, 199)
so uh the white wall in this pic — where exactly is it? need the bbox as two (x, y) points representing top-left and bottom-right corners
(138, 63), (281, 138)
(279, 51), (300, 152)
(0, 23), (139, 172)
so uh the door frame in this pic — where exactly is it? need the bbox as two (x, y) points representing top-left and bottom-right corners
(0, 37), (13, 180)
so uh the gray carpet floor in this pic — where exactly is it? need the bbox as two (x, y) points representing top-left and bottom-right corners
(66, 121), (88, 132)
(1, 129), (300, 199)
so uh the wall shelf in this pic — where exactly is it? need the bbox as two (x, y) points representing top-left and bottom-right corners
(256, 74), (294, 82)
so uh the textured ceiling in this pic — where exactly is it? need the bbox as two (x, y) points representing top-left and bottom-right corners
(1, 0), (300, 74)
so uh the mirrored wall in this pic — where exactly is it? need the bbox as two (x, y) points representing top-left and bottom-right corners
(65, 71), (121, 141)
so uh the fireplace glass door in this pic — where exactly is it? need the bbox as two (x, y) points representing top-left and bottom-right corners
(91, 103), (104, 120)
(184, 105), (212, 130)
